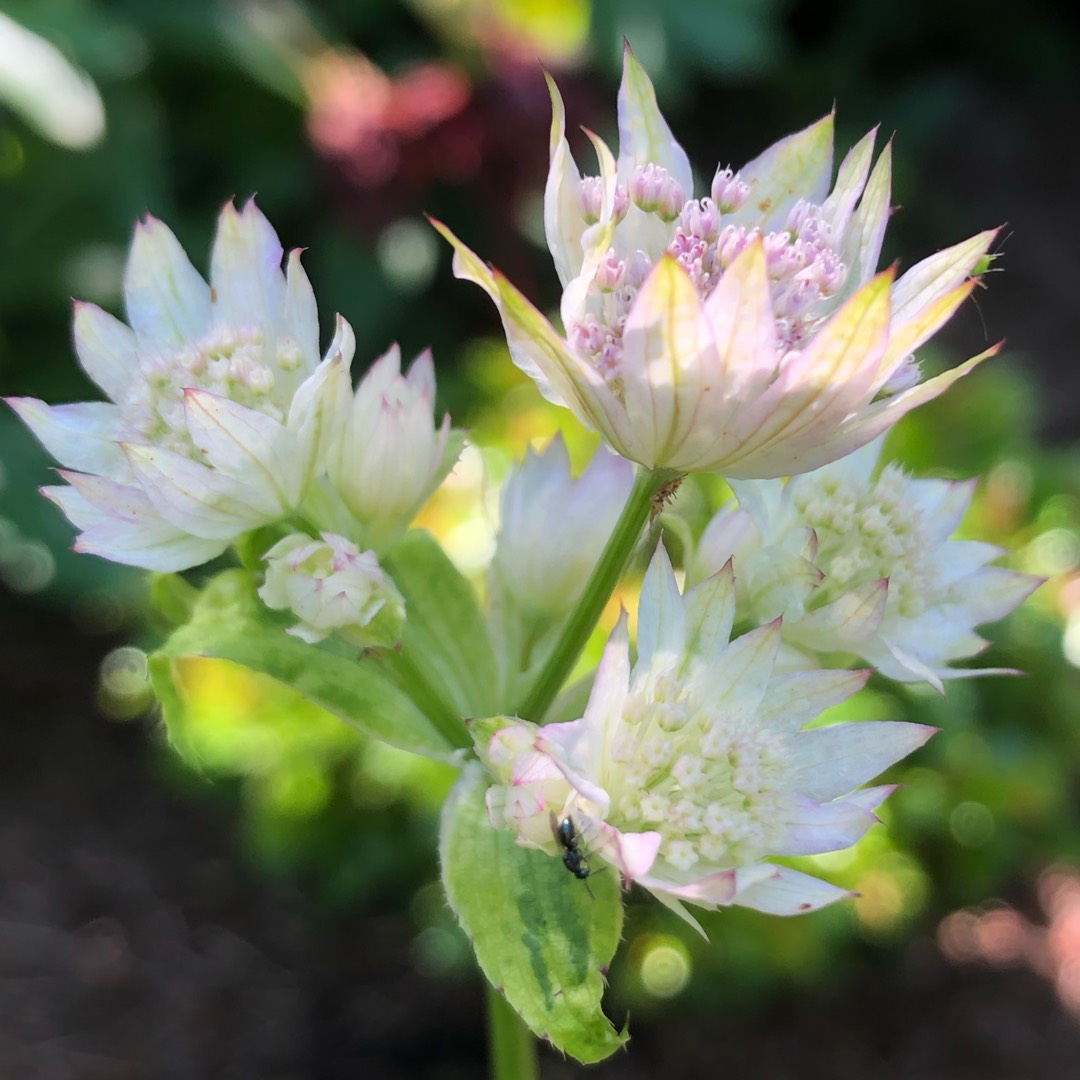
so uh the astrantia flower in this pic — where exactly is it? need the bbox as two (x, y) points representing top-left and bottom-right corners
(7, 200), (352, 570)
(692, 440), (1042, 689)
(493, 434), (634, 618)
(322, 344), (460, 548)
(259, 531), (405, 648)
(477, 544), (934, 928)
(435, 46), (996, 480)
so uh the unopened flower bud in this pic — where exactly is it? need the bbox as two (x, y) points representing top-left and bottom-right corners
(679, 198), (721, 243)
(594, 249), (626, 292)
(630, 163), (685, 221)
(259, 532), (406, 648)
(711, 166), (750, 213)
(579, 176), (604, 224)
(580, 178), (631, 227)
(326, 345), (458, 544)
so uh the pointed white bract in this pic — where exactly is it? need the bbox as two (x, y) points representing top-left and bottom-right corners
(477, 544), (934, 927)
(258, 531), (405, 648)
(10, 200), (354, 570)
(493, 435), (634, 618)
(692, 441), (1043, 689)
(435, 46), (997, 479)
(324, 345), (459, 546)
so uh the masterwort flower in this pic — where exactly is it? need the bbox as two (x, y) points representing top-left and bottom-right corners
(435, 46), (997, 479)
(8, 199), (351, 570)
(477, 544), (934, 928)
(259, 531), (405, 648)
(692, 440), (1042, 688)
(493, 434), (634, 619)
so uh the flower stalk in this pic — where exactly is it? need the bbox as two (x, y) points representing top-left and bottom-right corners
(515, 465), (676, 722)
(487, 983), (538, 1080)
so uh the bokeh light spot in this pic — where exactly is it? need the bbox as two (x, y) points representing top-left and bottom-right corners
(638, 934), (692, 998)
(949, 800), (996, 848)
(377, 218), (439, 292)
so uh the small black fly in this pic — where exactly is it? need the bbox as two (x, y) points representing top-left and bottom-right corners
(550, 812), (595, 896)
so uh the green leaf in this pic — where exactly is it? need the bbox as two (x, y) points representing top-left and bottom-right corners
(148, 571), (199, 625)
(384, 530), (499, 717)
(150, 569), (454, 760)
(440, 764), (628, 1064)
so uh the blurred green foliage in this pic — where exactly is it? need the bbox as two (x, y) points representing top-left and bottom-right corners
(2, 0), (1078, 1029)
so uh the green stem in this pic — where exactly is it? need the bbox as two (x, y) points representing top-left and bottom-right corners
(516, 466), (674, 723)
(378, 648), (472, 750)
(487, 982), (538, 1080)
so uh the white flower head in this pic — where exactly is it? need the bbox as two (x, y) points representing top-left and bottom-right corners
(693, 439), (1043, 688)
(493, 434), (634, 618)
(325, 344), (460, 546)
(258, 531), (405, 648)
(8, 199), (353, 570)
(477, 543), (935, 930)
(434, 46), (997, 480)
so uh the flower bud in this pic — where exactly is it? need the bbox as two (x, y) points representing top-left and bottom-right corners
(494, 435), (634, 619)
(710, 166), (750, 213)
(630, 163), (685, 222)
(258, 531), (405, 648)
(326, 345), (458, 545)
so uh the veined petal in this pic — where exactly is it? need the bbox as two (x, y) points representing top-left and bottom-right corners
(770, 792), (881, 856)
(287, 350), (352, 479)
(45, 474), (228, 570)
(6, 397), (128, 478)
(492, 270), (643, 457)
(841, 140), (892, 294)
(209, 199), (286, 334)
(790, 577), (888, 648)
(732, 865), (854, 915)
(580, 615), (632, 769)
(599, 827), (662, 882)
(282, 249), (320, 373)
(821, 126), (877, 235)
(934, 539), (1006, 585)
(911, 478), (976, 544)
(944, 566), (1043, 625)
(543, 72), (588, 287)
(783, 720), (936, 802)
(891, 229), (998, 326)
(124, 443), (281, 538)
(693, 618), (781, 727)
(641, 867), (738, 909)
(615, 43), (692, 197)
(183, 390), (302, 509)
(873, 279), (977, 394)
(730, 112), (835, 231)
(72, 301), (137, 401)
(815, 345), (999, 468)
(728, 270), (892, 471)
(76, 520), (228, 571)
(621, 256), (717, 468)
(683, 559), (736, 661)
(755, 668), (872, 734)
(124, 215), (211, 347)
(703, 239), (778, 398)
(691, 504), (758, 584)
(637, 542), (686, 671)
